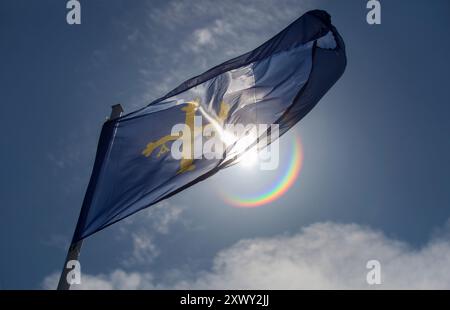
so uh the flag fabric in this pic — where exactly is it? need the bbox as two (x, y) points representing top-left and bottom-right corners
(72, 10), (346, 242)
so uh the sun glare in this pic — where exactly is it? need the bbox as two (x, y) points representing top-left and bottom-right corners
(239, 146), (259, 168)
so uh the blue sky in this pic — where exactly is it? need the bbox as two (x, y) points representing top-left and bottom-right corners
(1, 0), (450, 289)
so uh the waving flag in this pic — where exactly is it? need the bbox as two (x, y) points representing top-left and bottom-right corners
(72, 10), (346, 242)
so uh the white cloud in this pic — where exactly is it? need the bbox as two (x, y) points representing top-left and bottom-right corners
(193, 28), (214, 46)
(43, 270), (155, 290)
(125, 232), (160, 266)
(43, 221), (450, 289)
(119, 201), (185, 266)
(190, 19), (234, 52)
(121, 201), (184, 235)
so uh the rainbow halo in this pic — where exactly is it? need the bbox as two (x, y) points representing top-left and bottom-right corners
(221, 136), (303, 208)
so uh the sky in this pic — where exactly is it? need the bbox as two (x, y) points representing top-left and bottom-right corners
(1, 0), (450, 289)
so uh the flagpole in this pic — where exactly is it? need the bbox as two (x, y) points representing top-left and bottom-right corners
(56, 104), (124, 290)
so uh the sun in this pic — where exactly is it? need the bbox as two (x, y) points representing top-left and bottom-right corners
(239, 146), (259, 168)
(222, 129), (260, 169)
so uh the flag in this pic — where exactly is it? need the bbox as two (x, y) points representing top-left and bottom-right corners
(72, 10), (346, 242)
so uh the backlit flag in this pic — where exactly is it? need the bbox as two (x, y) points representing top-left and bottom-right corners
(72, 10), (346, 242)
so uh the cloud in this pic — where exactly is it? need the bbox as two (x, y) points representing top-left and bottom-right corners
(193, 28), (214, 47)
(189, 20), (233, 52)
(147, 0), (311, 59)
(43, 270), (155, 290)
(135, 202), (184, 235)
(43, 220), (450, 289)
(125, 232), (160, 266)
(119, 201), (185, 266)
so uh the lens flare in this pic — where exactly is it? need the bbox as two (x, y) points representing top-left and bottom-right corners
(221, 136), (303, 208)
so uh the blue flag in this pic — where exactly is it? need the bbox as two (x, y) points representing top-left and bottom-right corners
(73, 10), (346, 242)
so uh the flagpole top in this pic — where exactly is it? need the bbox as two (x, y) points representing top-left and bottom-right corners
(110, 104), (124, 120)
